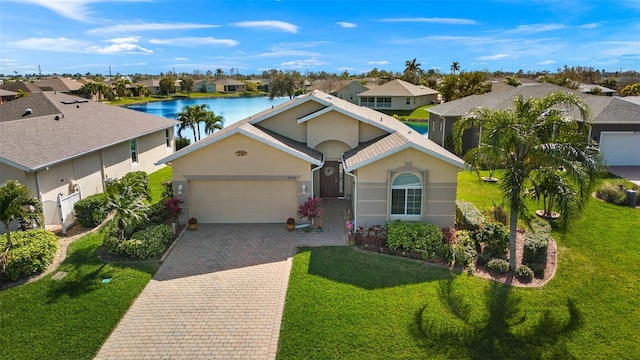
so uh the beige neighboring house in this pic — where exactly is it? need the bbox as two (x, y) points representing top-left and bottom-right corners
(35, 76), (83, 94)
(157, 90), (464, 228)
(0, 92), (177, 233)
(336, 80), (373, 105)
(137, 79), (162, 95)
(208, 79), (246, 93)
(358, 79), (439, 111)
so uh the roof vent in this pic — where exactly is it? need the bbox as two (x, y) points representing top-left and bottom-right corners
(55, 115), (60, 121)
(25, 108), (32, 114)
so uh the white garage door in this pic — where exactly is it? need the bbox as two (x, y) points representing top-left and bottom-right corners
(189, 180), (297, 223)
(600, 132), (640, 166)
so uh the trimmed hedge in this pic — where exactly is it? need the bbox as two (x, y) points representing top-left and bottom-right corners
(452, 230), (477, 267)
(74, 193), (110, 228)
(386, 220), (442, 255)
(104, 224), (172, 260)
(475, 222), (509, 258)
(455, 201), (485, 231)
(524, 220), (551, 265)
(487, 258), (509, 274)
(0, 229), (58, 281)
(515, 265), (534, 281)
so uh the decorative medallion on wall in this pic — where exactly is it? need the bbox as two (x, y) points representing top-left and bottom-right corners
(324, 166), (334, 177)
(235, 150), (248, 157)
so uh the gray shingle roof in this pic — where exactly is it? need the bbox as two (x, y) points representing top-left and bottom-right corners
(427, 82), (640, 124)
(157, 90), (464, 170)
(0, 92), (177, 171)
(358, 79), (438, 97)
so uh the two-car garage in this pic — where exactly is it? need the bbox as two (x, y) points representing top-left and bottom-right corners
(599, 132), (640, 166)
(188, 179), (298, 223)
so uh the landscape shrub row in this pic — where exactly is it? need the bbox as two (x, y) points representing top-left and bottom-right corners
(104, 224), (173, 260)
(0, 229), (58, 281)
(455, 200), (485, 231)
(386, 220), (442, 256)
(596, 181), (639, 206)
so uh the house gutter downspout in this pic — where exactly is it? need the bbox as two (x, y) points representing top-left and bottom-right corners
(341, 155), (357, 229)
(310, 155), (325, 198)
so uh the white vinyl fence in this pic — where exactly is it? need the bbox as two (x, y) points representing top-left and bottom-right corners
(58, 188), (82, 235)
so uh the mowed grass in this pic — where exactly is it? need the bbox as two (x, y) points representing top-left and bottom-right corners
(148, 165), (172, 204)
(0, 230), (158, 359)
(277, 170), (640, 359)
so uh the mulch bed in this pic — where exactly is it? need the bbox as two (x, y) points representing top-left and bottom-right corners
(352, 228), (557, 288)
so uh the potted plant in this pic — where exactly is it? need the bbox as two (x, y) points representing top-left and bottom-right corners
(188, 217), (198, 231)
(286, 217), (295, 231)
(297, 197), (323, 232)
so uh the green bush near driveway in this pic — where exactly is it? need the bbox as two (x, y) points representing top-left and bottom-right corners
(0, 229), (58, 281)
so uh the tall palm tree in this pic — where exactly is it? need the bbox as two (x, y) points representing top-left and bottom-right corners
(451, 61), (460, 74)
(0, 180), (43, 272)
(203, 110), (224, 135)
(452, 92), (603, 269)
(135, 83), (147, 97)
(114, 78), (132, 99)
(215, 68), (224, 79)
(403, 58), (422, 84)
(176, 105), (200, 141)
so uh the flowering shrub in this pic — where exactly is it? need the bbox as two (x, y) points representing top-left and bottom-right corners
(165, 197), (184, 223)
(345, 220), (354, 234)
(297, 197), (322, 222)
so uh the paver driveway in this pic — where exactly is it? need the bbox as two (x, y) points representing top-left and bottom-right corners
(95, 201), (349, 359)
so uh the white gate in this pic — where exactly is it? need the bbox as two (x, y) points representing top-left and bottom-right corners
(58, 188), (82, 235)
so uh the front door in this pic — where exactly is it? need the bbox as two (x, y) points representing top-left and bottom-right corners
(320, 161), (343, 198)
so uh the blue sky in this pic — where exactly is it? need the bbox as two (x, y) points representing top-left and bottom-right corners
(1, 0), (639, 76)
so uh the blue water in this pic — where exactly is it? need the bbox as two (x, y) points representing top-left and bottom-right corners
(127, 97), (289, 142)
(128, 96), (427, 142)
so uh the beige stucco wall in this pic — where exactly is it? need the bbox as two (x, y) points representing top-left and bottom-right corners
(307, 111), (359, 149)
(0, 163), (27, 184)
(315, 140), (350, 161)
(170, 133), (312, 212)
(354, 147), (458, 228)
(359, 122), (388, 142)
(259, 100), (325, 142)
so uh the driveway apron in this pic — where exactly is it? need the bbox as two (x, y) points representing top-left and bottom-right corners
(95, 200), (350, 360)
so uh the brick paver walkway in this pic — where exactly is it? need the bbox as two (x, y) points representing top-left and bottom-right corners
(94, 200), (350, 360)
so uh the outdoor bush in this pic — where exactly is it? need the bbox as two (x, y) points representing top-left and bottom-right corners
(452, 230), (477, 267)
(105, 224), (172, 260)
(487, 258), (510, 274)
(0, 229), (58, 281)
(524, 219), (551, 265)
(528, 262), (546, 279)
(74, 193), (110, 228)
(117, 171), (150, 200)
(595, 182), (628, 206)
(475, 222), (509, 258)
(515, 265), (534, 281)
(386, 220), (442, 254)
(455, 201), (485, 231)
(434, 243), (454, 264)
(353, 225), (387, 248)
(485, 203), (508, 226)
(441, 227), (457, 244)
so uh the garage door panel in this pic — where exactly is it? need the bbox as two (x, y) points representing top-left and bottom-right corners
(189, 180), (297, 223)
(600, 132), (640, 166)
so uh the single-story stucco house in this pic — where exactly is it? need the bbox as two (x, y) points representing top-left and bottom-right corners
(427, 83), (640, 166)
(336, 80), (373, 105)
(0, 92), (177, 232)
(157, 90), (464, 228)
(358, 79), (438, 111)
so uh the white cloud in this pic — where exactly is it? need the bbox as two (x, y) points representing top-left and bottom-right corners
(367, 60), (389, 65)
(477, 53), (513, 61)
(338, 66), (355, 71)
(150, 37), (239, 47)
(336, 22), (356, 28)
(88, 23), (219, 34)
(174, 57), (188, 61)
(511, 24), (564, 33)
(12, 37), (89, 52)
(259, 50), (320, 57)
(379, 17), (477, 25)
(536, 60), (556, 65)
(232, 20), (298, 33)
(8, 0), (146, 22)
(578, 23), (600, 29)
(108, 36), (141, 44)
(86, 42), (153, 54)
(280, 59), (328, 68)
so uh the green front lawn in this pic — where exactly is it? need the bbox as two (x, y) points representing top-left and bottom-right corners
(277, 170), (640, 359)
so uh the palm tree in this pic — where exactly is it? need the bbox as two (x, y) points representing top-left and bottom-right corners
(114, 78), (132, 99)
(452, 92), (603, 269)
(135, 83), (147, 97)
(203, 110), (224, 135)
(176, 105), (200, 141)
(107, 185), (148, 240)
(620, 83), (640, 96)
(215, 68), (224, 79)
(403, 58), (422, 84)
(0, 180), (43, 272)
(451, 61), (460, 74)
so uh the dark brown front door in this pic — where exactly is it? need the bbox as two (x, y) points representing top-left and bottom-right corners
(320, 161), (343, 198)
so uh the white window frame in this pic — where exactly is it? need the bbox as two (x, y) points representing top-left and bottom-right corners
(390, 172), (423, 220)
(130, 139), (139, 166)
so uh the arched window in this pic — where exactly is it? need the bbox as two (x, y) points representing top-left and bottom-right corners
(391, 173), (422, 216)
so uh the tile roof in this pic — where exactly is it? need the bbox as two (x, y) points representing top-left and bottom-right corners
(157, 90), (464, 170)
(0, 92), (177, 171)
(358, 79), (438, 97)
(427, 82), (640, 124)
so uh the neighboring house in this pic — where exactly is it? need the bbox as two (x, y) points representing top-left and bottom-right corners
(209, 79), (246, 93)
(247, 78), (271, 92)
(578, 83), (616, 96)
(336, 80), (371, 105)
(427, 83), (640, 166)
(0, 89), (17, 104)
(137, 79), (162, 95)
(0, 92), (177, 232)
(157, 90), (464, 228)
(193, 79), (208, 92)
(357, 79), (438, 111)
(35, 76), (83, 94)
(0, 80), (43, 95)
